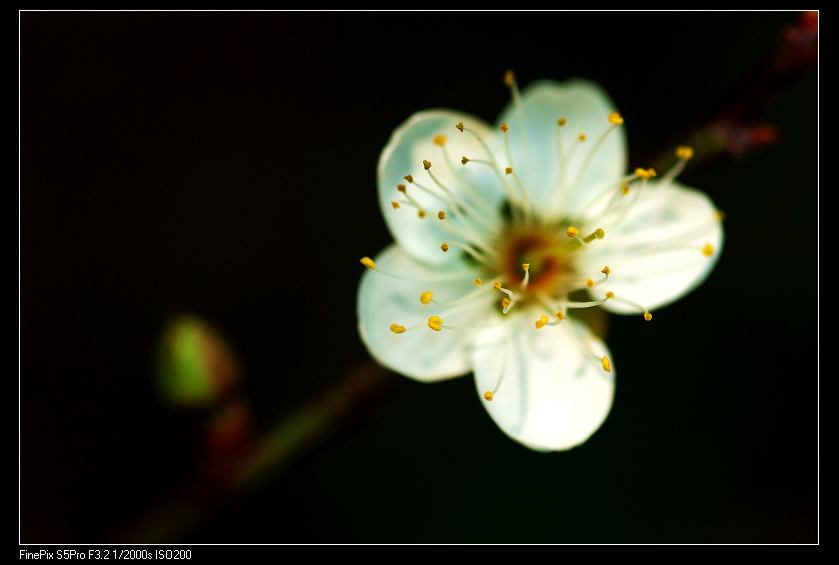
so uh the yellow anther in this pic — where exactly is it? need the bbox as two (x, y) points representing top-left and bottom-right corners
(418, 210), (426, 218)
(420, 291), (434, 305)
(578, 133), (587, 142)
(391, 201), (400, 209)
(621, 184), (630, 195)
(505, 167), (513, 175)
(474, 278), (483, 286)
(608, 112), (624, 125)
(484, 391), (493, 401)
(503, 69), (514, 87)
(535, 315), (549, 329)
(397, 184), (407, 193)
(566, 226), (580, 238)
(702, 243), (715, 257)
(433, 134), (447, 146)
(556, 311), (564, 320)
(390, 324), (406, 334)
(440, 243), (449, 252)
(606, 292), (615, 299)
(714, 209), (726, 222)
(601, 266), (611, 275)
(428, 316), (443, 331)
(456, 122), (464, 132)
(360, 257), (376, 270)
(557, 117), (567, 126)
(644, 312), (652, 321)
(461, 156), (469, 164)
(647, 168), (657, 178)
(500, 122), (509, 133)
(437, 211), (446, 220)
(423, 160), (432, 170)
(676, 145), (694, 160)
(403, 174), (413, 183)
(501, 297), (511, 309)
(635, 168), (651, 179)
(586, 278), (595, 288)
(601, 356), (611, 372)
(522, 263), (530, 271)
(493, 282), (502, 290)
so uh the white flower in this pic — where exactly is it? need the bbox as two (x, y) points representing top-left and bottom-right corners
(357, 74), (724, 451)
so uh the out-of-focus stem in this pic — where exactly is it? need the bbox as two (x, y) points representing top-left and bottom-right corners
(114, 358), (395, 543)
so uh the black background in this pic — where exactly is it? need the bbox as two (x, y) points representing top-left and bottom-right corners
(21, 11), (817, 544)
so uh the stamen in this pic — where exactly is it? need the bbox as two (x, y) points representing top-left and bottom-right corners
(535, 315), (549, 329)
(546, 310), (565, 327)
(420, 291), (434, 305)
(581, 228), (606, 244)
(601, 356), (612, 372)
(433, 134), (447, 146)
(421, 156), (500, 234)
(439, 240), (490, 262)
(394, 184), (427, 217)
(437, 211), (446, 220)
(484, 337), (511, 401)
(521, 263), (530, 289)
(390, 324), (406, 334)
(660, 145), (694, 185)
(360, 257), (376, 270)
(427, 316), (443, 331)
(474, 278), (483, 286)
(566, 226), (580, 238)
(504, 69), (522, 109)
(460, 124), (523, 216)
(702, 243), (715, 257)
(499, 123), (534, 223)
(609, 293), (654, 320)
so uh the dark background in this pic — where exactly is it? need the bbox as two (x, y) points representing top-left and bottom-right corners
(21, 11), (817, 544)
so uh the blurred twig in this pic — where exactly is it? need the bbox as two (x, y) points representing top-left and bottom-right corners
(650, 10), (817, 174)
(114, 357), (395, 543)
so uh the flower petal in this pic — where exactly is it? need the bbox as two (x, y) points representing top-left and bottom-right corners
(582, 180), (725, 314)
(472, 316), (615, 451)
(378, 110), (507, 266)
(357, 243), (492, 381)
(497, 79), (627, 217)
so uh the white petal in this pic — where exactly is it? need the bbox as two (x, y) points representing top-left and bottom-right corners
(378, 110), (507, 266)
(496, 79), (627, 216)
(582, 180), (725, 314)
(472, 316), (615, 451)
(357, 243), (493, 381)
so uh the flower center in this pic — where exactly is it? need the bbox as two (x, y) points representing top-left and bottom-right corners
(496, 222), (577, 299)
